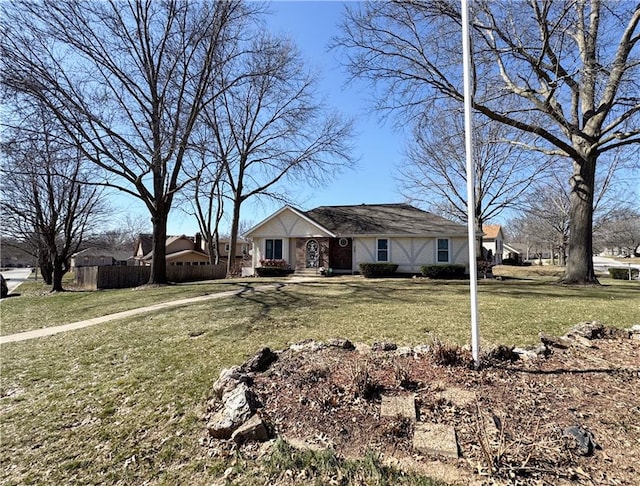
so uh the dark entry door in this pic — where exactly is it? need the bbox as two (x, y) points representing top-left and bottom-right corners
(329, 238), (352, 270)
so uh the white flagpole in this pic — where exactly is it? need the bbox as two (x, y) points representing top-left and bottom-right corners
(461, 0), (481, 367)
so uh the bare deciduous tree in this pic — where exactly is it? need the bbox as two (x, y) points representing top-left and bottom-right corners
(181, 147), (227, 265)
(336, 0), (640, 284)
(1, 105), (107, 291)
(193, 34), (355, 276)
(89, 214), (152, 253)
(594, 208), (640, 256)
(1, 0), (257, 284)
(400, 109), (545, 247)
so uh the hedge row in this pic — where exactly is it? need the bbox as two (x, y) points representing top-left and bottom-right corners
(255, 267), (294, 277)
(420, 264), (466, 279)
(359, 263), (399, 278)
(502, 258), (531, 266)
(608, 267), (639, 280)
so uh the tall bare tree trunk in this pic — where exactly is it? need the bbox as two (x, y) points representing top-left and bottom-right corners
(51, 256), (65, 292)
(150, 211), (168, 285)
(562, 156), (599, 284)
(226, 188), (243, 278)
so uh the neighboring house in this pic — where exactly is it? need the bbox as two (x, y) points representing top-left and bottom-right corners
(133, 233), (249, 266)
(212, 238), (250, 259)
(134, 233), (209, 266)
(502, 242), (523, 262)
(481, 224), (503, 264)
(70, 247), (133, 269)
(599, 246), (637, 258)
(506, 242), (552, 261)
(243, 203), (471, 275)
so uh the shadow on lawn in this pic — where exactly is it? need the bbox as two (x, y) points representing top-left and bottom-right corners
(233, 282), (299, 324)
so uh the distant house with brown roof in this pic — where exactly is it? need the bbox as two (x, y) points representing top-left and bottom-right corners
(133, 233), (249, 267)
(134, 233), (209, 266)
(481, 224), (504, 264)
(244, 203), (472, 275)
(70, 247), (133, 269)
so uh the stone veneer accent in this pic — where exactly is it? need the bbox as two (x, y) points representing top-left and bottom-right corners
(294, 238), (330, 271)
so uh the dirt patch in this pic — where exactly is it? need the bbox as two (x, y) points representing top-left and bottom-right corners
(206, 328), (640, 485)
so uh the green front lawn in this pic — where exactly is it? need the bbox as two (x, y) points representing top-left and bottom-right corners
(1, 275), (638, 485)
(0, 278), (276, 336)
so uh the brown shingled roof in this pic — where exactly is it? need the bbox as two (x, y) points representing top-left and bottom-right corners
(303, 204), (468, 237)
(482, 224), (502, 240)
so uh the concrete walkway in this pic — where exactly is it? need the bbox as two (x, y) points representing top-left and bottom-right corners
(1, 268), (33, 294)
(0, 283), (285, 345)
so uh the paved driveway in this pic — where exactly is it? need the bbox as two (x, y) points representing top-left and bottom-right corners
(593, 256), (640, 278)
(1, 268), (33, 295)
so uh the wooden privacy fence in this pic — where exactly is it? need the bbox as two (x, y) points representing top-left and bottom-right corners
(75, 264), (227, 290)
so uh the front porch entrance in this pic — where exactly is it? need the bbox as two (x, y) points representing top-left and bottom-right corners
(329, 237), (352, 272)
(305, 239), (319, 268)
(294, 237), (351, 274)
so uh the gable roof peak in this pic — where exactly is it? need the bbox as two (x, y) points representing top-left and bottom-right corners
(482, 224), (503, 239)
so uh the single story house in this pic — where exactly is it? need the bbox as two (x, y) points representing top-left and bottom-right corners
(481, 224), (504, 264)
(243, 203), (471, 275)
(134, 234), (209, 266)
(502, 242), (523, 262)
(70, 247), (133, 269)
(134, 233), (249, 266)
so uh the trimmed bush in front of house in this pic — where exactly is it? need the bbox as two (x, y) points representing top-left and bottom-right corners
(608, 267), (639, 280)
(359, 263), (399, 278)
(420, 264), (466, 279)
(502, 257), (531, 266)
(256, 259), (294, 277)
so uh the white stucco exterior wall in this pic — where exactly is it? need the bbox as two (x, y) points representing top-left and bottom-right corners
(354, 236), (469, 273)
(248, 208), (331, 240)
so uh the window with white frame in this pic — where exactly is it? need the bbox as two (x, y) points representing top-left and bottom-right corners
(265, 239), (283, 260)
(437, 238), (449, 263)
(377, 239), (389, 262)
(224, 243), (230, 252)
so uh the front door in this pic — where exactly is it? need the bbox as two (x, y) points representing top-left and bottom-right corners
(329, 238), (352, 271)
(306, 240), (319, 268)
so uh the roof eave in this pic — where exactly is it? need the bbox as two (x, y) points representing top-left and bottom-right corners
(243, 205), (336, 238)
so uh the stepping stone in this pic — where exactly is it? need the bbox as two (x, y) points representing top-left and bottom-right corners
(437, 387), (476, 408)
(413, 423), (459, 458)
(380, 394), (416, 421)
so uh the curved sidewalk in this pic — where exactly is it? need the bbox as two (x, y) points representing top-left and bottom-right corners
(1, 283), (282, 345)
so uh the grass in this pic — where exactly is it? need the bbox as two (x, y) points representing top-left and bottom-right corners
(1, 273), (638, 485)
(0, 277), (279, 335)
(226, 439), (444, 485)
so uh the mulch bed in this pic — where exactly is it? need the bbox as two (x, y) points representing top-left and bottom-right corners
(207, 328), (640, 485)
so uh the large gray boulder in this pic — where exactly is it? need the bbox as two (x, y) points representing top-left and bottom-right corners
(208, 383), (257, 439)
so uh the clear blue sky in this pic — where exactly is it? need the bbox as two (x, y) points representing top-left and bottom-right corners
(165, 0), (407, 236)
(156, 1), (639, 236)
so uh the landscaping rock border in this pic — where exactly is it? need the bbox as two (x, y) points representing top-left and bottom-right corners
(204, 323), (639, 483)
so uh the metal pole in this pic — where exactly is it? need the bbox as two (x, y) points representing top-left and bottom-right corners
(461, 0), (481, 368)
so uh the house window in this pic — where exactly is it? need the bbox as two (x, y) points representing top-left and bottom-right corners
(437, 238), (450, 263)
(225, 243), (230, 252)
(377, 239), (389, 262)
(265, 239), (283, 260)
